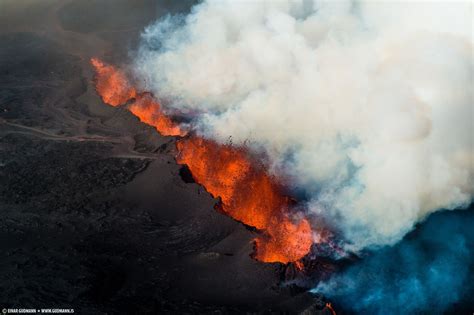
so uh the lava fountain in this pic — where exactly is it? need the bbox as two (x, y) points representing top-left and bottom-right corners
(176, 136), (313, 263)
(90, 58), (136, 106)
(128, 93), (184, 137)
(91, 57), (314, 264)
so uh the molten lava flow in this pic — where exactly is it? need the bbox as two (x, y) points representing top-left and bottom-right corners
(176, 137), (313, 263)
(255, 218), (312, 263)
(90, 58), (183, 136)
(128, 94), (184, 136)
(90, 58), (313, 264)
(90, 57), (136, 106)
(326, 303), (337, 315)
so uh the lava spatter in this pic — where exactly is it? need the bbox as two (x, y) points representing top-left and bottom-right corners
(91, 58), (314, 264)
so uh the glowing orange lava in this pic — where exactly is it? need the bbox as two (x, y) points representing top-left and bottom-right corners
(90, 57), (136, 106)
(91, 58), (183, 136)
(176, 137), (313, 263)
(91, 57), (313, 264)
(326, 303), (337, 315)
(128, 93), (184, 136)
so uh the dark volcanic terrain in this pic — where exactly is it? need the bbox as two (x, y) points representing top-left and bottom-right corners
(0, 1), (328, 313)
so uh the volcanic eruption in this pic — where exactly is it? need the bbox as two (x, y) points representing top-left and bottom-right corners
(90, 58), (136, 107)
(2, 0), (472, 313)
(176, 136), (313, 263)
(90, 0), (473, 313)
(91, 58), (315, 265)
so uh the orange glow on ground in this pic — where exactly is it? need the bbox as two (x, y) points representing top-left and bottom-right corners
(90, 57), (136, 106)
(128, 94), (184, 136)
(176, 137), (313, 263)
(90, 58), (183, 136)
(326, 303), (337, 315)
(91, 58), (314, 264)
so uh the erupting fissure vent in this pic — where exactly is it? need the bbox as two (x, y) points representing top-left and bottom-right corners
(91, 58), (313, 264)
(176, 137), (313, 263)
(128, 93), (184, 137)
(90, 58), (136, 106)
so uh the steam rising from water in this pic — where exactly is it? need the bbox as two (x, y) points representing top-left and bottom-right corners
(134, 1), (473, 250)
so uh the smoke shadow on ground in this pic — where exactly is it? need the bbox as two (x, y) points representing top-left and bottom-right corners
(314, 204), (474, 315)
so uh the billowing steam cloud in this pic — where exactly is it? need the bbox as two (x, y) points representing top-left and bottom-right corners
(133, 0), (473, 250)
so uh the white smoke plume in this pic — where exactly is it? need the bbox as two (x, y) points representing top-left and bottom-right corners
(134, 0), (473, 250)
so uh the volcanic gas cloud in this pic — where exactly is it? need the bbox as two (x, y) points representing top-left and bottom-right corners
(127, 0), (473, 313)
(91, 58), (315, 265)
